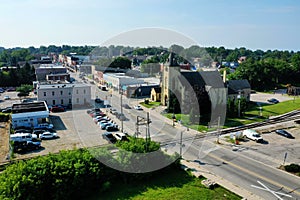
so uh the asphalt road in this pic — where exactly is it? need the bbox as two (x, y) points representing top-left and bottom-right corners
(192, 143), (300, 200)
(76, 73), (300, 199)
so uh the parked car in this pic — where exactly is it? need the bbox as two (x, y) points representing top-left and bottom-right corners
(10, 133), (38, 142)
(267, 98), (279, 104)
(122, 104), (131, 109)
(242, 129), (263, 143)
(275, 129), (295, 139)
(87, 108), (101, 114)
(100, 122), (115, 130)
(6, 87), (16, 92)
(39, 131), (58, 139)
(26, 139), (42, 150)
(0, 88), (5, 93)
(106, 125), (119, 132)
(102, 132), (117, 144)
(95, 98), (103, 103)
(14, 140), (42, 152)
(32, 129), (47, 137)
(35, 123), (54, 129)
(93, 116), (109, 123)
(1, 107), (12, 113)
(51, 106), (65, 112)
(113, 132), (129, 141)
(4, 96), (10, 100)
(109, 108), (117, 114)
(98, 120), (114, 127)
(14, 128), (32, 134)
(134, 105), (143, 110)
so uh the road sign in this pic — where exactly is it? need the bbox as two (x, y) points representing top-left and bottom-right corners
(283, 152), (288, 165)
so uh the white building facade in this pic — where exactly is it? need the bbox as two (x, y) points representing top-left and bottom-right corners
(37, 83), (91, 107)
(11, 102), (50, 129)
(104, 73), (144, 91)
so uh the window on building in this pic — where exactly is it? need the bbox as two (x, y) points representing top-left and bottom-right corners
(53, 100), (56, 105)
(69, 92), (71, 95)
(76, 98), (79, 103)
(52, 91), (55, 96)
(44, 92), (46, 96)
(76, 90), (79, 94)
(69, 99), (72, 104)
(60, 91), (63, 95)
(83, 89), (86, 94)
(61, 99), (64, 104)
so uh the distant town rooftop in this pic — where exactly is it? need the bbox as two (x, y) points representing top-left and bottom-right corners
(12, 101), (48, 114)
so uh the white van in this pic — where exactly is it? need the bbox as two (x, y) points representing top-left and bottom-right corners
(10, 133), (37, 143)
(242, 129), (263, 143)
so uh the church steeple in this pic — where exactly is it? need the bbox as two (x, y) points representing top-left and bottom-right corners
(166, 52), (179, 67)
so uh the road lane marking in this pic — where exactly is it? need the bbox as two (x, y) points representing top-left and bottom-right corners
(206, 152), (300, 197)
(251, 181), (293, 200)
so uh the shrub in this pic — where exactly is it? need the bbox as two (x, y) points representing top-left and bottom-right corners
(285, 163), (300, 173)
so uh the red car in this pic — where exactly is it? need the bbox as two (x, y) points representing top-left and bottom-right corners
(51, 106), (65, 112)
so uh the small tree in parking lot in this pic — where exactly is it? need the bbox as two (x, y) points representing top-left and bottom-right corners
(16, 84), (33, 98)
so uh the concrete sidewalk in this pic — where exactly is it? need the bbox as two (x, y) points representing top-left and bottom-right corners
(180, 159), (263, 200)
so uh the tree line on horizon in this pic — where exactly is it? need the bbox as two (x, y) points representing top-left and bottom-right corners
(0, 44), (300, 90)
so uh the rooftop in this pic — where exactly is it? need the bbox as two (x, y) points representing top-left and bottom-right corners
(38, 64), (66, 69)
(12, 101), (48, 114)
(38, 83), (89, 89)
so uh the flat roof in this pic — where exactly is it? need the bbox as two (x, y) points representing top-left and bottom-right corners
(38, 64), (66, 69)
(38, 83), (89, 89)
(12, 101), (48, 114)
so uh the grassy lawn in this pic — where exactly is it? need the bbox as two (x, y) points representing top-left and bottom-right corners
(88, 166), (241, 200)
(164, 113), (209, 132)
(224, 98), (300, 128)
(163, 97), (300, 131)
(140, 101), (161, 108)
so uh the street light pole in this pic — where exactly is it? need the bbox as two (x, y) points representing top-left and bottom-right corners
(238, 90), (241, 118)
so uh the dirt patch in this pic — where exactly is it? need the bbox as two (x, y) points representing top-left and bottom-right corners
(0, 122), (9, 162)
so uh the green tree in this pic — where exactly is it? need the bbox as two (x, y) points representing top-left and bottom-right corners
(109, 56), (132, 69)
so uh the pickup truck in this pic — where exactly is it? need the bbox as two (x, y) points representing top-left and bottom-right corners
(242, 129), (263, 143)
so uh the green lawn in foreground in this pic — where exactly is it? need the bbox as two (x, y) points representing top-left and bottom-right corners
(89, 166), (241, 200)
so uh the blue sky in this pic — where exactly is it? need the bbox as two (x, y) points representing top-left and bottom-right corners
(1, 0), (299, 50)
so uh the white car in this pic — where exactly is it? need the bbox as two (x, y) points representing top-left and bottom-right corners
(10, 133), (38, 142)
(113, 132), (128, 141)
(134, 105), (143, 110)
(242, 129), (263, 143)
(4, 96), (10, 100)
(39, 131), (58, 139)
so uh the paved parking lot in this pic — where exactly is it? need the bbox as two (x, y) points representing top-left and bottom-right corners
(221, 122), (300, 168)
(250, 92), (293, 104)
(13, 108), (110, 160)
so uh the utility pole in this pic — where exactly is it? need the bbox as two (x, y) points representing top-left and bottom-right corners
(216, 116), (221, 144)
(145, 112), (151, 151)
(120, 86), (123, 133)
(135, 116), (139, 138)
(179, 130), (183, 158)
